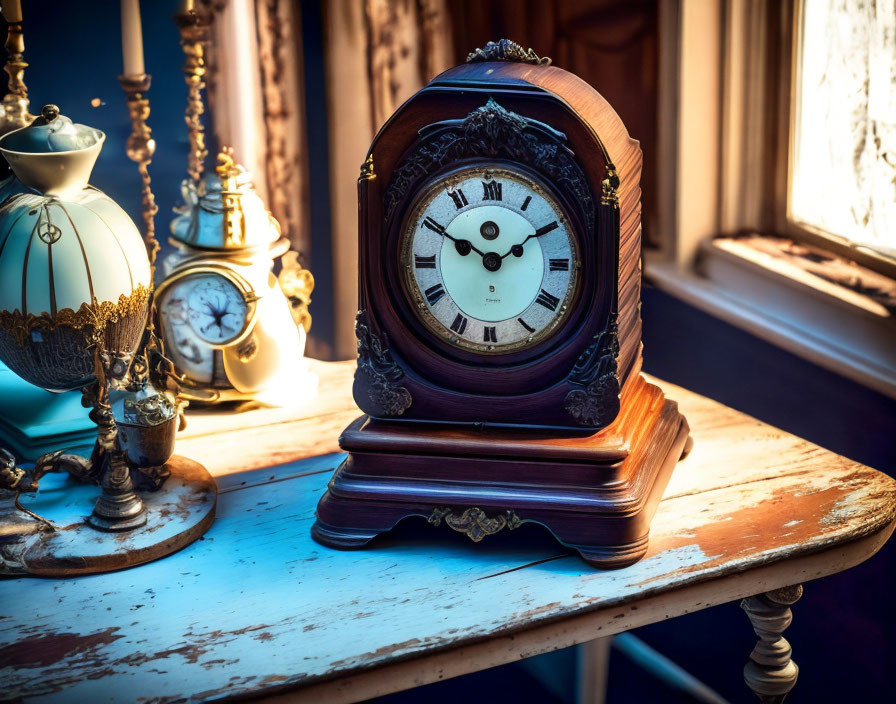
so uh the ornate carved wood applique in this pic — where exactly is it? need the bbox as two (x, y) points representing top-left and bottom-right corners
(354, 311), (412, 417)
(564, 314), (620, 427)
(383, 99), (595, 235)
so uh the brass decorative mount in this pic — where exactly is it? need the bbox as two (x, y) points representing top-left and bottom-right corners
(359, 154), (376, 181)
(601, 167), (620, 206)
(428, 506), (524, 542)
(466, 39), (551, 66)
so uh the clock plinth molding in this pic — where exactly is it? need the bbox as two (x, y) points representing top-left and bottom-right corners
(313, 373), (689, 569)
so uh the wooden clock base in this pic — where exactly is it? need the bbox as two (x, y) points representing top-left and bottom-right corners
(312, 375), (689, 569)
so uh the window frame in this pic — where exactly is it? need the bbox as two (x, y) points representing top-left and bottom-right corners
(648, 0), (896, 398)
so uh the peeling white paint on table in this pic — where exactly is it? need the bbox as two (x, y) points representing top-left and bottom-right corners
(1, 361), (894, 703)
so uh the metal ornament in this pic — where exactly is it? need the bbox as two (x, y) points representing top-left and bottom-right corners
(466, 38), (551, 66)
(428, 506), (524, 542)
(174, 5), (210, 186)
(118, 73), (159, 273)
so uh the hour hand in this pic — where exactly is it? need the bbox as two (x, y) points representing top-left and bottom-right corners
(422, 217), (484, 258)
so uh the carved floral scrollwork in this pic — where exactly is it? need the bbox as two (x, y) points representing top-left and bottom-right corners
(428, 506), (523, 542)
(382, 99), (595, 235)
(563, 314), (620, 427)
(354, 310), (412, 417)
(466, 39), (551, 66)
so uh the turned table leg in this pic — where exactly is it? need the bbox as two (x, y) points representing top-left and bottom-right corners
(741, 585), (803, 703)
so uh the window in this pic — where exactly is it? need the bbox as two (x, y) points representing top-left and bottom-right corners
(790, 0), (896, 262)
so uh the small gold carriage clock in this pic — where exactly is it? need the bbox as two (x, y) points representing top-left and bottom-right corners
(157, 150), (315, 404)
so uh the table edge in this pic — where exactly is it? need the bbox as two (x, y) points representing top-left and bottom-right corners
(233, 517), (896, 704)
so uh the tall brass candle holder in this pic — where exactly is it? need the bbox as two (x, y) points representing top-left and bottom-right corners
(0, 15), (32, 136)
(118, 73), (159, 273)
(174, 6), (210, 186)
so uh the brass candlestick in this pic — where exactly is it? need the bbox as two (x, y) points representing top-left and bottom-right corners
(118, 73), (159, 276)
(174, 7), (210, 185)
(0, 18), (32, 135)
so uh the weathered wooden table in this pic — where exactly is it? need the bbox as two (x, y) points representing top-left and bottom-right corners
(1, 360), (894, 703)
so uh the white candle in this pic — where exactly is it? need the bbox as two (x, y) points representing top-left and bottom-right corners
(1, 0), (22, 23)
(120, 0), (145, 77)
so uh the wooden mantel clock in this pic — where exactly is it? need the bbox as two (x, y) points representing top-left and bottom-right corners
(312, 40), (690, 568)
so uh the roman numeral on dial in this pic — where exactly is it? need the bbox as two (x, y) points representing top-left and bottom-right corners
(535, 221), (559, 237)
(424, 283), (445, 305)
(481, 181), (502, 201)
(448, 189), (468, 209)
(535, 288), (560, 311)
(521, 195), (531, 211)
(549, 258), (570, 271)
(518, 318), (535, 333)
(422, 217), (445, 234)
(483, 326), (497, 343)
(415, 254), (436, 268)
(450, 313), (468, 335)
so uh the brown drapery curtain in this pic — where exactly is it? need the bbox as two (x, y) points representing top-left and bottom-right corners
(447, 0), (660, 249)
(204, 0), (657, 360)
(322, 0), (454, 359)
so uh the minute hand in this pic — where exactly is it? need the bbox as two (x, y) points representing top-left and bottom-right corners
(421, 217), (486, 258)
(499, 221), (560, 259)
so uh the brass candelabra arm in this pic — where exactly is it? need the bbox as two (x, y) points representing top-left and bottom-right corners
(174, 8), (210, 185)
(0, 19), (32, 135)
(118, 73), (159, 276)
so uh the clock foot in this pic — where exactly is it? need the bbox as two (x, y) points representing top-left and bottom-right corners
(569, 535), (650, 570)
(311, 519), (384, 549)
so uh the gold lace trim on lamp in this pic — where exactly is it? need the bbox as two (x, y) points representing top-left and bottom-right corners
(0, 283), (152, 347)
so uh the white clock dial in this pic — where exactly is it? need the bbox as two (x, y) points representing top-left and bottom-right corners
(183, 275), (249, 344)
(157, 272), (252, 384)
(401, 165), (579, 353)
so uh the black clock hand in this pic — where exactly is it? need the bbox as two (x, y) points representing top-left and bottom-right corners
(421, 217), (486, 258)
(499, 220), (561, 259)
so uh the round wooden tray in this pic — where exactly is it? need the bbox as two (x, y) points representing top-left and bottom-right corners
(0, 455), (216, 576)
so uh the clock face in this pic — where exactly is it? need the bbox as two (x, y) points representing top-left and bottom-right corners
(400, 164), (579, 353)
(158, 271), (252, 383)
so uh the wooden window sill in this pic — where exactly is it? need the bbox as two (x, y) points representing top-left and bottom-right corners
(645, 236), (896, 399)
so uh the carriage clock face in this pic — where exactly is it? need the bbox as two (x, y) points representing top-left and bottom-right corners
(157, 271), (253, 380)
(400, 164), (580, 353)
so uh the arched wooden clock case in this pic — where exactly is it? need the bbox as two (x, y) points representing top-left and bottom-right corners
(312, 42), (690, 568)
